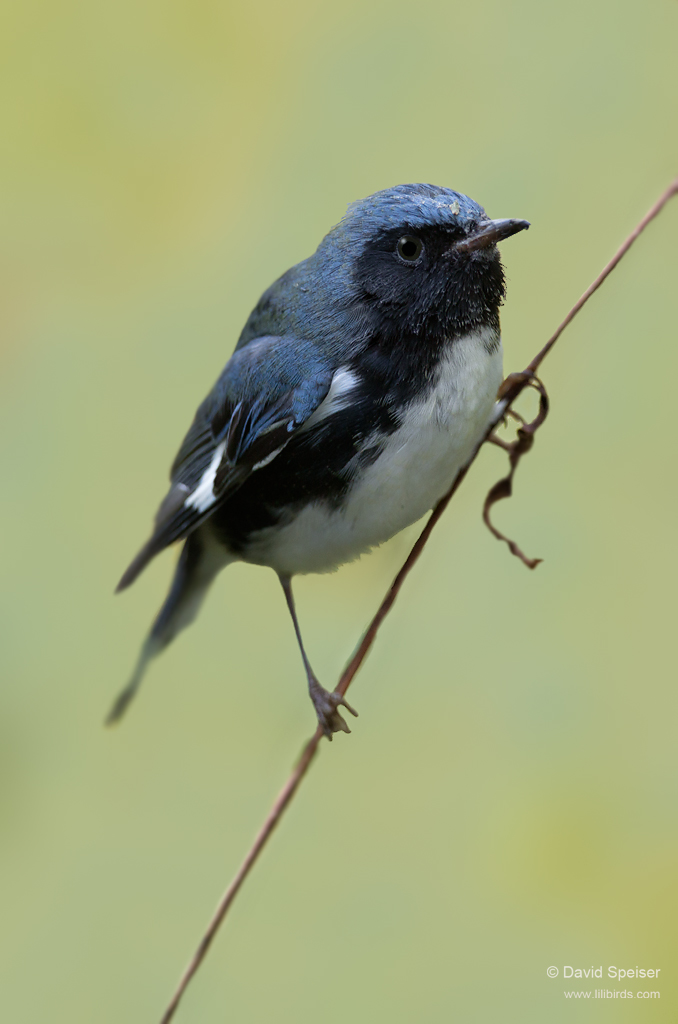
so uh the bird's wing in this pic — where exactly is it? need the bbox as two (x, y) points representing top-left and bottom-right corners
(117, 336), (334, 590)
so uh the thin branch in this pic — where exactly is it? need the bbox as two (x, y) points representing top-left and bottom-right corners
(158, 175), (678, 1024)
(159, 464), (475, 1024)
(526, 176), (678, 375)
(159, 738), (319, 1024)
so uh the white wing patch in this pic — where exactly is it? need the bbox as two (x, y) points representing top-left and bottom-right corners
(299, 366), (359, 432)
(252, 446), (285, 471)
(183, 367), (357, 516)
(185, 441), (227, 513)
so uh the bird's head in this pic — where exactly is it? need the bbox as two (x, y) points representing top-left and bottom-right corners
(320, 183), (529, 341)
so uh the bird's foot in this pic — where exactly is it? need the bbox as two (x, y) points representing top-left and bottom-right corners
(309, 681), (358, 740)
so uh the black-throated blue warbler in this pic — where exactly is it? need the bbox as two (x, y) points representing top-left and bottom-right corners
(109, 183), (528, 737)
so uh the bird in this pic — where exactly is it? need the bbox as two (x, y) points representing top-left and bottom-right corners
(108, 183), (529, 738)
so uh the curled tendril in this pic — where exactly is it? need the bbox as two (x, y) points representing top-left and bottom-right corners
(483, 373), (549, 569)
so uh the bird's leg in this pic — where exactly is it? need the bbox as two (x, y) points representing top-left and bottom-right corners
(279, 575), (358, 739)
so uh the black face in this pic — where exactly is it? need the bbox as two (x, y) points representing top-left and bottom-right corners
(354, 222), (506, 343)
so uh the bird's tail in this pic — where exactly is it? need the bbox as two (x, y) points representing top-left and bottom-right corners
(107, 530), (230, 724)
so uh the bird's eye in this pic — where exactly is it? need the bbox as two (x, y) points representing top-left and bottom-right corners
(396, 235), (423, 262)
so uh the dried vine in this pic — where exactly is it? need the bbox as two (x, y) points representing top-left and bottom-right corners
(159, 175), (678, 1024)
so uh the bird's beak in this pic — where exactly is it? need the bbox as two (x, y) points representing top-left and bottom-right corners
(455, 218), (530, 253)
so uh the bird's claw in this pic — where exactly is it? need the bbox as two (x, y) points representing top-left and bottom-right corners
(311, 685), (358, 739)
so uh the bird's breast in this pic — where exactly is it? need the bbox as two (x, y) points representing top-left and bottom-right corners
(243, 326), (502, 576)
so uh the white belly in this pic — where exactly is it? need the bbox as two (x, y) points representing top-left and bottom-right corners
(245, 328), (502, 576)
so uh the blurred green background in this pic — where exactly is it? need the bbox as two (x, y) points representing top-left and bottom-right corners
(1, 1), (677, 1021)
